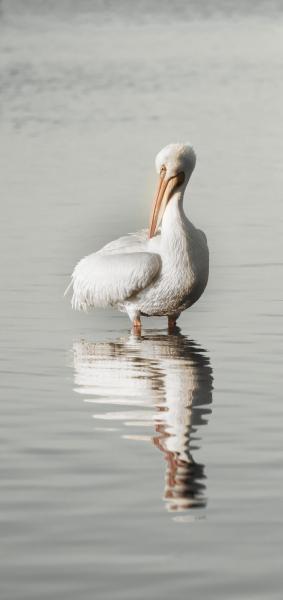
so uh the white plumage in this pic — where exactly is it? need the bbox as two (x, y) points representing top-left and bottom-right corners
(71, 247), (161, 311)
(66, 143), (209, 332)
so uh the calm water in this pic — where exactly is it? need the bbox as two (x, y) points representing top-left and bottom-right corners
(1, 1), (283, 599)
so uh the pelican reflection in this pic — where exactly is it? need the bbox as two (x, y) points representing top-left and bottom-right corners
(73, 330), (213, 512)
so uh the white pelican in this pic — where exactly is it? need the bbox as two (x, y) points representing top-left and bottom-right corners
(67, 143), (209, 334)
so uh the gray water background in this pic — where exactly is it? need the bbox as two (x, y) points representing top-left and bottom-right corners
(1, 1), (283, 598)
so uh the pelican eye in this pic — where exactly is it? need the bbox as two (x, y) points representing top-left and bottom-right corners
(177, 171), (185, 185)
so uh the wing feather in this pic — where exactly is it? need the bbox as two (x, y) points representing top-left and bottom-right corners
(70, 250), (161, 311)
(98, 229), (155, 255)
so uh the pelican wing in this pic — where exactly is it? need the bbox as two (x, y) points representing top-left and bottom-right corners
(70, 234), (161, 311)
(98, 229), (154, 255)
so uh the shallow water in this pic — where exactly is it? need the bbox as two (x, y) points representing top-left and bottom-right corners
(1, 2), (283, 599)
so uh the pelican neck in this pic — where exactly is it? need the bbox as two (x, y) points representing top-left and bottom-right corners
(161, 189), (187, 239)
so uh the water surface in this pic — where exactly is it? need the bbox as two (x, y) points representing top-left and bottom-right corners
(1, 2), (283, 599)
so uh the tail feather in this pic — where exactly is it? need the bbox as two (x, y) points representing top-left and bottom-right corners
(64, 280), (73, 297)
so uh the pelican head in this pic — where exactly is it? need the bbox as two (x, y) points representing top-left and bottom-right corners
(149, 142), (196, 238)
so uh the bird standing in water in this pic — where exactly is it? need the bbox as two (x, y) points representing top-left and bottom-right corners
(67, 143), (209, 334)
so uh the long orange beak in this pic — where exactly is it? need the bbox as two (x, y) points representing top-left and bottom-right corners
(148, 171), (185, 238)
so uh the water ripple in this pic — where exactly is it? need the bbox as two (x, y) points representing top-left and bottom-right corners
(73, 332), (213, 513)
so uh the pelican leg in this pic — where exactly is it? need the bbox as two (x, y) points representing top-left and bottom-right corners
(126, 306), (142, 335)
(132, 317), (142, 336)
(168, 314), (179, 334)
